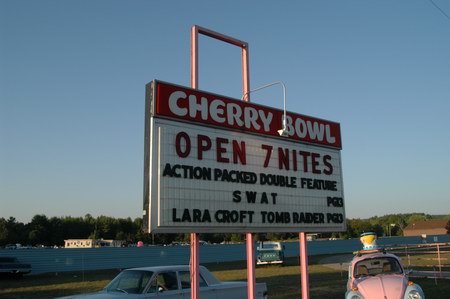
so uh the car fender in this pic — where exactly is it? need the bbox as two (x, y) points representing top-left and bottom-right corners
(403, 283), (425, 299)
(345, 289), (363, 299)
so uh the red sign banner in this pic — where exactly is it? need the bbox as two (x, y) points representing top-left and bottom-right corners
(152, 81), (342, 149)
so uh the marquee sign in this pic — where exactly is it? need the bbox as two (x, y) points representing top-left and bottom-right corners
(143, 80), (345, 233)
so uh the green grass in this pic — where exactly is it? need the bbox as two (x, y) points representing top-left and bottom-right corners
(209, 257), (348, 299)
(0, 256), (449, 299)
(0, 269), (119, 299)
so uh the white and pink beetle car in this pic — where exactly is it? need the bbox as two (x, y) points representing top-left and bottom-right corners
(345, 232), (425, 299)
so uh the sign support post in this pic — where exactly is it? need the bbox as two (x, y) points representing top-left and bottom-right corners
(299, 232), (310, 299)
(190, 233), (200, 299)
(190, 25), (200, 299)
(246, 233), (256, 299)
(190, 25), (253, 299)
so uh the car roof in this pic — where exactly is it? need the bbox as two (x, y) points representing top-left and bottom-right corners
(124, 265), (196, 272)
(122, 265), (221, 285)
(351, 252), (401, 265)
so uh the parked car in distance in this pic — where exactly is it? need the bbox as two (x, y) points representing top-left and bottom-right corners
(256, 241), (284, 265)
(57, 265), (268, 299)
(0, 256), (32, 278)
(346, 251), (425, 299)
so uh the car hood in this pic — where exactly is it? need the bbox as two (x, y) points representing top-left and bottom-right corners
(355, 275), (406, 299)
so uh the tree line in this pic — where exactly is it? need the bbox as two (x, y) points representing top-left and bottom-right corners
(0, 213), (448, 247)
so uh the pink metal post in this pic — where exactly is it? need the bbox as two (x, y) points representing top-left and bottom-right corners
(191, 26), (199, 89)
(190, 233), (200, 299)
(241, 43), (250, 99)
(190, 25), (253, 299)
(190, 26), (200, 299)
(299, 232), (310, 299)
(246, 233), (256, 299)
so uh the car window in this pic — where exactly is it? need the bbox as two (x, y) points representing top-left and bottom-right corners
(139, 271), (153, 293)
(149, 271), (179, 292)
(354, 257), (402, 277)
(147, 276), (158, 293)
(106, 270), (153, 294)
(179, 271), (207, 289)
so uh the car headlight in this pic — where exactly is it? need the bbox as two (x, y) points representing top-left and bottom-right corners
(407, 290), (422, 299)
(350, 296), (362, 299)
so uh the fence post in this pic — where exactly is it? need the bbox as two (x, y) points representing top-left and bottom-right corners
(405, 244), (410, 268)
(436, 243), (442, 278)
(433, 266), (438, 285)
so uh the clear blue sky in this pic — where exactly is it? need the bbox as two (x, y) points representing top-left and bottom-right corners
(1, 0), (449, 223)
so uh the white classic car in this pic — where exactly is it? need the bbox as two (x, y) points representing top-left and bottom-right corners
(58, 265), (268, 299)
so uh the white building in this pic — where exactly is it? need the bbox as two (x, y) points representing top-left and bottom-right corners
(64, 239), (124, 248)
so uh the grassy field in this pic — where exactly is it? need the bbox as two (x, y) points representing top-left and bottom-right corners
(0, 255), (449, 299)
(397, 251), (450, 271)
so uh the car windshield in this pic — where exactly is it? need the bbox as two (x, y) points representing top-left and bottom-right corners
(354, 257), (403, 278)
(105, 270), (153, 294)
(258, 242), (281, 250)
